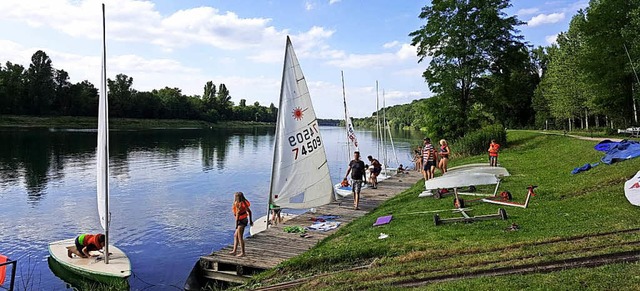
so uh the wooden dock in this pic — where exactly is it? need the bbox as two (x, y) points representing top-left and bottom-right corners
(185, 171), (421, 288)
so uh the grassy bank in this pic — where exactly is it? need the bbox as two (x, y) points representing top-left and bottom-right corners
(0, 115), (274, 130)
(248, 131), (640, 290)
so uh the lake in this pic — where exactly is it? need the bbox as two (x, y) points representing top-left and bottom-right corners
(0, 125), (419, 290)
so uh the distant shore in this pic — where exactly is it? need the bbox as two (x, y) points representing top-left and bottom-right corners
(0, 115), (275, 130)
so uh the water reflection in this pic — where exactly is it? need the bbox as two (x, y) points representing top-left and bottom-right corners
(0, 125), (419, 290)
(0, 127), (275, 203)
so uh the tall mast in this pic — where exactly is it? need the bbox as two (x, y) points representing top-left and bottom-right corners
(341, 71), (350, 158)
(101, 3), (110, 264)
(375, 81), (380, 159)
(267, 36), (291, 227)
(382, 89), (388, 169)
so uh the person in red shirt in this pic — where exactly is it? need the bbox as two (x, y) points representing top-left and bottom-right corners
(230, 192), (253, 257)
(488, 139), (500, 167)
(68, 233), (105, 258)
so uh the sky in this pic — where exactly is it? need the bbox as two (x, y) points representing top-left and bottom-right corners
(0, 0), (588, 119)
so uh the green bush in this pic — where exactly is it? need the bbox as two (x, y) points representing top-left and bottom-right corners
(452, 125), (506, 157)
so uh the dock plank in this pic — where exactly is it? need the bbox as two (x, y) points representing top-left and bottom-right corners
(194, 172), (421, 286)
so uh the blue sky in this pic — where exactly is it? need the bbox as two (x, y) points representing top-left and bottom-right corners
(0, 0), (587, 118)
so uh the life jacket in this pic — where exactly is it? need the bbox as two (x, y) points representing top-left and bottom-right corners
(489, 143), (500, 156)
(341, 178), (350, 187)
(79, 234), (102, 251)
(233, 201), (251, 220)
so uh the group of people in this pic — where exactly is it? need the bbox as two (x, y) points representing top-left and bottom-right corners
(417, 137), (451, 181)
(73, 140), (500, 260)
(415, 137), (501, 181)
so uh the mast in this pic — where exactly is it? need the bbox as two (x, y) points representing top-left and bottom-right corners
(101, 3), (110, 264)
(267, 36), (291, 228)
(382, 89), (388, 172)
(376, 81), (380, 159)
(342, 71), (350, 158)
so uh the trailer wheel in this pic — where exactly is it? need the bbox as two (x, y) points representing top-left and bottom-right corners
(499, 208), (508, 220)
(434, 214), (441, 225)
(468, 185), (476, 192)
(434, 190), (441, 199)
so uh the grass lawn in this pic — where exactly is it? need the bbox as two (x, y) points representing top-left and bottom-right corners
(247, 130), (640, 290)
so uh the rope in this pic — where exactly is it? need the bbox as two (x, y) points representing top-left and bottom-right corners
(130, 270), (182, 290)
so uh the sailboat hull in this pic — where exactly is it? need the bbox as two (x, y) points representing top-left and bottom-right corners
(48, 239), (131, 283)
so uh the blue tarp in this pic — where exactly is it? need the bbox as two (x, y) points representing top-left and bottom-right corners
(571, 162), (600, 174)
(601, 140), (640, 164)
(594, 140), (620, 152)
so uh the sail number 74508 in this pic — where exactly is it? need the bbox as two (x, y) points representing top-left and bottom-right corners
(289, 124), (322, 160)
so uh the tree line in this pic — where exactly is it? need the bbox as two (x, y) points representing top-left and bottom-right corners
(0, 50), (277, 123)
(355, 0), (640, 141)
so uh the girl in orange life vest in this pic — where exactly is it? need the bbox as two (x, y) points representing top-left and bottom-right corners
(488, 139), (500, 167)
(67, 233), (105, 258)
(230, 192), (253, 257)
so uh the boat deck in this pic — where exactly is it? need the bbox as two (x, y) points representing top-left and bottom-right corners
(192, 171), (422, 286)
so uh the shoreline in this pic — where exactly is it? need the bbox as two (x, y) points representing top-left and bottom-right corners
(0, 115), (275, 130)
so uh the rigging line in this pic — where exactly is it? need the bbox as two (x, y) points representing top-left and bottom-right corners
(131, 270), (182, 290)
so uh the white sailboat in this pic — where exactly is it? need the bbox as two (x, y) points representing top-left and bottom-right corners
(374, 85), (394, 181)
(250, 36), (334, 235)
(334, 71), (366, 197)
(48, 4), (131, 283)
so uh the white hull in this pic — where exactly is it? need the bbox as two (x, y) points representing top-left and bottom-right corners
(334, 181), (370, 198)
(446, 166), (510, 177)
(624, 171), (640, 206)
(48, 239), (130, 280)
(424, 172), (500, 190)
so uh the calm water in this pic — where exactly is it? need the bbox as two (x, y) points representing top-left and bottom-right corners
(0, 126), (418, 290)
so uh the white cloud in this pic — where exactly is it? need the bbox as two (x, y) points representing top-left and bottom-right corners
(545, 34), (558, 44)
(0, 0), (312, 51)
(517, 8), (540, 16)
(383, 41), (399, 49)
(247, 26), (339, 63)
(329, 0), (341, 4)
(328, 43), (416, 69)
(527, 13), (565, 27)
(305, 1), (315, 11)
(0, 38), (201, 91)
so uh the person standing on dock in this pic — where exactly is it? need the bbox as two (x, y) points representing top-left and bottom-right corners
(367, 155), (382, 189)
(344, 151), (366, 210)
(422, 138), (436, 181)
(230, 192), (253, 257)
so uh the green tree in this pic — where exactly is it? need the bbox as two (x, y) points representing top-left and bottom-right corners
(410, 0), (525, 136)
(0, 62), (27, 114)
(216, 83), (233, 119)
(53, 69), (72, 115)
(107, 73), (136, 117)
(26, 50), (55, 115)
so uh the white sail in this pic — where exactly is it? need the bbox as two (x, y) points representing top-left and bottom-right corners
(97, 9), (109, 232)
(269, 36), (333, 209)
(342, 71), (359, 153)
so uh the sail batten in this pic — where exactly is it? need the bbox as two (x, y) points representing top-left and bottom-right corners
(269, 36), (333, 209)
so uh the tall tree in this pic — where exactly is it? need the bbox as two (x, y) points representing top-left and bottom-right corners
(0, 62), (27, 114)
(107, 73), (135, 117)
(26, 50), (55, 115)
(410, 0), (525, 136)
(53, 69), (72, 115)
(216, 83), (233, 119)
